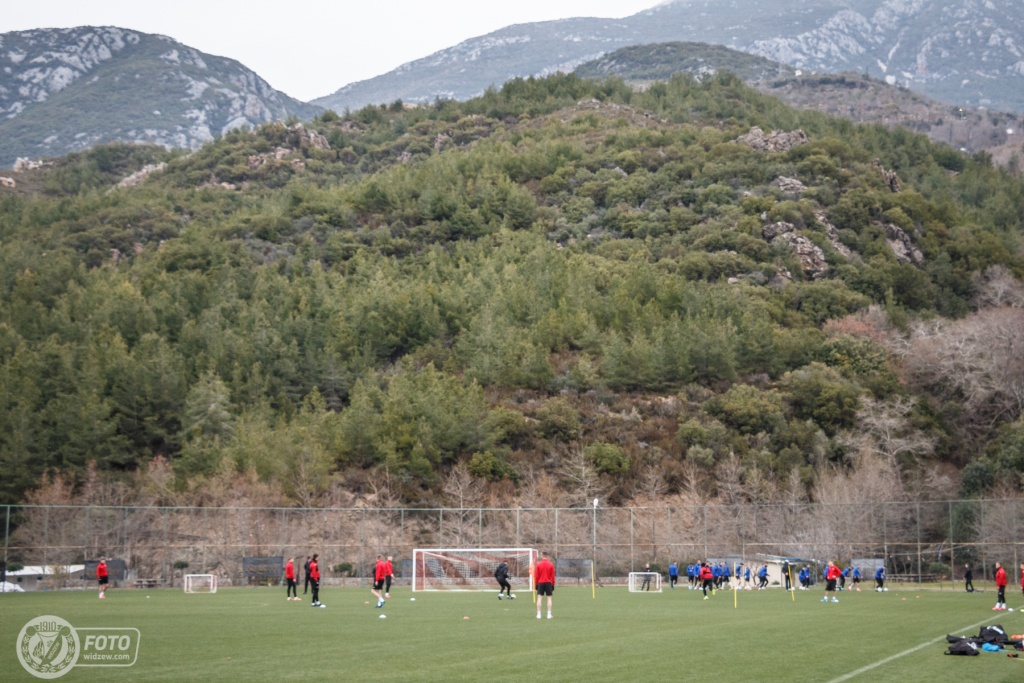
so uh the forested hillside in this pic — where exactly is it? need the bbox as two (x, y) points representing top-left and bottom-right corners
(2, 73), (1023, 510)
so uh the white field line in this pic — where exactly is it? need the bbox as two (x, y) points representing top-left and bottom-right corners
(825, 616), (1001, 683)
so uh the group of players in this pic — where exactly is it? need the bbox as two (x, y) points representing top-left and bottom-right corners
(281, 551), (559, 619)
(282, 553), (395, 609)
(664, 560), (889, 599)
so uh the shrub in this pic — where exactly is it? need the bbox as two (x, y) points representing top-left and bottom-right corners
(585, 441), (630, 475)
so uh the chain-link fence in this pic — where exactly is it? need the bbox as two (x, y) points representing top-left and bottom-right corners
(3, 500), (1021, 589)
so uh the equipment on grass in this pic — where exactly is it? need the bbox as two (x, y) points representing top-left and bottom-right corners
(184, 574), (217, 593)
(411, 548), (537, 592)
(628, 572), (663, 593)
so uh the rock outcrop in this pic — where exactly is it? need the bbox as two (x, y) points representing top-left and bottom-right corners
(763, 221), (829, 279)
(737, 127), (810, 152)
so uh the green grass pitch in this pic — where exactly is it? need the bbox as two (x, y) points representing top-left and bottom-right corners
(3, 584), (1023, 682)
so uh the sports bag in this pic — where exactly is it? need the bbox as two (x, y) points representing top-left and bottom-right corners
(945, 639), (979, 656)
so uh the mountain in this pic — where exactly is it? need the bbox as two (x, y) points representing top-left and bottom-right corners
(575, 42), (1023, 159)
(313, 0), (1024, 115)
(575, 41), (798, 83)
(0, 27), (320, 167)
(3, 73), (1024, 508)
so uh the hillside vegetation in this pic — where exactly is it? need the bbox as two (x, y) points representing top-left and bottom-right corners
(2, 73), (1023, 509)
(575, 42), (1024, 165)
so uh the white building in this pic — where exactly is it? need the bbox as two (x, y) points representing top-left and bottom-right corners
(3, 565), (85, 591)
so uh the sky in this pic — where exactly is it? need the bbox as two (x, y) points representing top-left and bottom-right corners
(2, 1), (664, 102)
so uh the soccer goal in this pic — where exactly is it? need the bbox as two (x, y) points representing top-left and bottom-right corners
(412, 548), (537, 592)
(628, 572), (663, 592)
(184, 574), (217, 593)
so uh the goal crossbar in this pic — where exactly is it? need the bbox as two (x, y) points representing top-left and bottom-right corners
(628, 572), (662, 593)
(184, 574), (217, 593)
(412, 548), (537, 592)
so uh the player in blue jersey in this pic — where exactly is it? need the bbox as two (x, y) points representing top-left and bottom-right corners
(668, 561), (678, 590)
(874, 565), (886, 591)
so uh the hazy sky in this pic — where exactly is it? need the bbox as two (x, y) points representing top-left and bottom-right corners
(3, 1), (664, 102)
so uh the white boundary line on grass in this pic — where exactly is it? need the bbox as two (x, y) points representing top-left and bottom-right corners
(825, 616), (998, 683)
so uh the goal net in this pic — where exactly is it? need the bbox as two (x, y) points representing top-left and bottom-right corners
(184, 574), (217, 593)
(412, 548), (537, 592)
(628, 572), (662, 593)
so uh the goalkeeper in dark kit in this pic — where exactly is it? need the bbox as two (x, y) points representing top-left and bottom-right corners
(495, 561), (515, 599)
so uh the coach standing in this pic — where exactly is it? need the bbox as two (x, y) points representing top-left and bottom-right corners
(535, 552), (556, 620)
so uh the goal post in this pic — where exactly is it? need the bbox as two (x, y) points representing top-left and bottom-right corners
(184, 574), (217, 593)
(412, 548), (537, 592)
(628, 572), (662, 593)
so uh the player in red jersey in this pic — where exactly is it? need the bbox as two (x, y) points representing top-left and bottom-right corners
(285, 557), (298, 601)
(372, 555), (387, 608)
(384, 555), (394, 598)
(309, 554), (323, 607)
(822, 560), (841, 603)
(993, 562), (1007, 610)
(699, 561), (715, 599)
(96, 558), (109, 599)
(534, 552), (556, 620)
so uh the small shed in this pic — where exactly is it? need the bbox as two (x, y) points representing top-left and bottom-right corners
(4, 565), (85, 591)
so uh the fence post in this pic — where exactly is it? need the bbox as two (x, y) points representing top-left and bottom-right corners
(702, 505), (708, 560)
(916, 502), (922, 584)
(980, 502), (987, 584)
(1014, 499), (1019, 573)
(42, 506), (49, 576)
(741, 505), (749, 565)
(554, 508), (559, 559)
(949, 501), (955, 591)
(3, 505), (9, 569)
(629, 508), (635, 572)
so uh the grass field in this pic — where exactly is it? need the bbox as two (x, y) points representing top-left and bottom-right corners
(3, 583), (1023, 682)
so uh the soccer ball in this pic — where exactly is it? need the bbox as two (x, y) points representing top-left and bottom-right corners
(410, 597), (416, 602)
(379, 614), (387, 619)
(508, 594), (516, 599)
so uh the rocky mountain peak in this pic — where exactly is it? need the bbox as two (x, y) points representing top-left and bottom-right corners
(0, 27), (320, 167)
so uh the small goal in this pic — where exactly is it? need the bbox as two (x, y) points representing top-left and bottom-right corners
(628, 572), (662, 593)
(412, 548), (537, 592)
(184, 574), (217, 593)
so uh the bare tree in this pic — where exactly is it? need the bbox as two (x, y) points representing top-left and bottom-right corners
(443, 462), (483, 509)
(558, 444), (610, 508)
(838, 396), (935, 488)
(900, 308), (1024, 431)
(715, 453), (746, 505)
(973, 265), (1024, 309)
